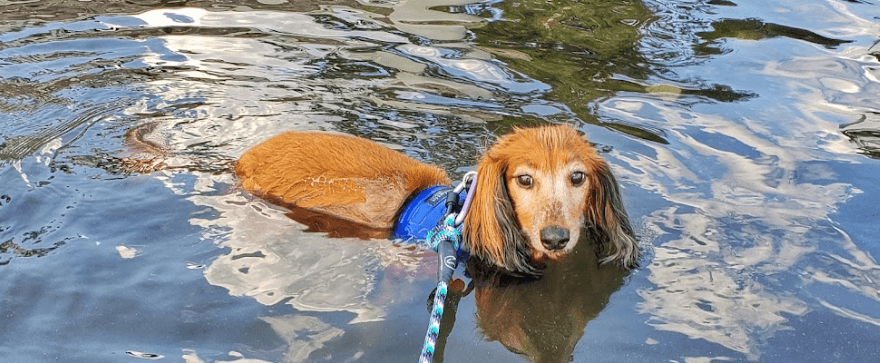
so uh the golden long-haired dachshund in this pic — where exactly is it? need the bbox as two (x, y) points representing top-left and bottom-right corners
(235, 124), (639, 276)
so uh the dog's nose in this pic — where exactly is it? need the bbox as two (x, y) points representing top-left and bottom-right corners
(540, 226), (570, 250)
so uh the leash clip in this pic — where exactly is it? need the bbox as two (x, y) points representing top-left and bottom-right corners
(451, 171), (477, 226)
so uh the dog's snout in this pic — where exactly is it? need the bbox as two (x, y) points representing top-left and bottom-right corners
(540, 226), (570, 250)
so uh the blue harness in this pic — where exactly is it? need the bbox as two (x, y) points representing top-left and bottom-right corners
(393, 185), (465, 242)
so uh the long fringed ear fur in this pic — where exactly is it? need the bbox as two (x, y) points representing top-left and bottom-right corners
(463, 150), (541, 277)
(587, 161), (640, 269)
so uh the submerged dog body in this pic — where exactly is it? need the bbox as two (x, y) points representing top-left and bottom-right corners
(236, 132), (450, 233)
(235, 125), (638, 275)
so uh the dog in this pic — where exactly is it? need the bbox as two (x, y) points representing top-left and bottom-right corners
(235, 124), (639, 276)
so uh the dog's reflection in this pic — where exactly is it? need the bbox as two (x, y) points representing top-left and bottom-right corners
(467, 231), (627, 363)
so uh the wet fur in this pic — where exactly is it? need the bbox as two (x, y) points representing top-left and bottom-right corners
(235, 125), (639, 276)
(235, 131), (450, 230)
(463, 125), (639, 275)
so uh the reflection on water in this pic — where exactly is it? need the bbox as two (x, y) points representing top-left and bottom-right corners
(470, 240), (625, 363)
(190, 184), (435, 324)
(1, 0), (879, 362)
(616, 0), (880, 360)
(842, 113), (880, 158)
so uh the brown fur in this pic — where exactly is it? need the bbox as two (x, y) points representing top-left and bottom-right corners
(462, 125), (639, 274)
(236, 131), (450, 230)
(235, 125), (639, 276)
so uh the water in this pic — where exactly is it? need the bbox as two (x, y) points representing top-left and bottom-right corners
(1, 0), (878, 362)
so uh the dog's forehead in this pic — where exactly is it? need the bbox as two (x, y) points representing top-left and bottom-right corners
(491, 125), (601, 170)
(511, 147), (589, 167)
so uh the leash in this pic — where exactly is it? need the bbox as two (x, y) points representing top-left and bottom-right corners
(418, 172), (475, 363)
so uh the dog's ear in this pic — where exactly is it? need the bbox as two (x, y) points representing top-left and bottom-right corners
(464, 151), (539, 277)
(587, 161), (640, 269)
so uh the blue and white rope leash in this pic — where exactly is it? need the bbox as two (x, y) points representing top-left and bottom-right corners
(418, 172), (476, 363)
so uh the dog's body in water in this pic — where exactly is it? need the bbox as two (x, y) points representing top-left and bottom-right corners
(234, 124), (639, 277)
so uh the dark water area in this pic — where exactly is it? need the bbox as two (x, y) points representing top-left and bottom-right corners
(1, 0), (879, 362)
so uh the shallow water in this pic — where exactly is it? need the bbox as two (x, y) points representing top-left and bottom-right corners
(1, 0), (879, 362)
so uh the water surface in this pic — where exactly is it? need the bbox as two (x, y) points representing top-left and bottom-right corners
(1, 0), (879, 362)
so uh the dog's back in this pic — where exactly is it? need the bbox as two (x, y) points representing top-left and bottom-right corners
(235, 132), (450, 231)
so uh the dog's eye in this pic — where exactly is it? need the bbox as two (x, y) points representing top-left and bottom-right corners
(515, 175), (533, 188)
(570, 171), (586, 186)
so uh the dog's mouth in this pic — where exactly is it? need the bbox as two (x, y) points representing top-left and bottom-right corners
(530, 248), (570, 264)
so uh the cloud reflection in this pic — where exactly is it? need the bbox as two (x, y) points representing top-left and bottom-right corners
(598, 42), (880, 359)
(108, 6), (536, 359)
(181, 181), (435, 324)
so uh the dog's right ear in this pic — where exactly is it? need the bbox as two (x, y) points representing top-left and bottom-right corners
(463, 147), (540, 277)
(587, 160), (640, 269)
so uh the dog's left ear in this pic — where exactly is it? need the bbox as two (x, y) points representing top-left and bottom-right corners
(587, 161), (640, 269)
(463, 141), (541, 277)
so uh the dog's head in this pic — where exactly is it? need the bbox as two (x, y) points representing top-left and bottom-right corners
(463, 124), (639, 276)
